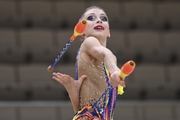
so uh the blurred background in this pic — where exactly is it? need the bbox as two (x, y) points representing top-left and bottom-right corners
(0, 0), (180, 120)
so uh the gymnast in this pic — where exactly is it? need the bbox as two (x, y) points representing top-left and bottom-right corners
(52, 6), (127, 120)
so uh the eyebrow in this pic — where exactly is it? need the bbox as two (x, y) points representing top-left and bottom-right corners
(87, 13), (107, 16)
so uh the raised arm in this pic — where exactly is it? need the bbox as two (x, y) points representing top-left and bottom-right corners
(81, 36), (125, 87)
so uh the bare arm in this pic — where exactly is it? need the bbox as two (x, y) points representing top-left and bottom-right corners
(81, 36), (125, 87)
(52, 72), (87, 113)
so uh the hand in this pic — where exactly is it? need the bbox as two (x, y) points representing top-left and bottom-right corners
(52, 72), (87, 96)
(109, 70), (126, 87)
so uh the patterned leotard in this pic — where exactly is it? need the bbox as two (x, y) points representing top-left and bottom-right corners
(73, 50), (118, 120)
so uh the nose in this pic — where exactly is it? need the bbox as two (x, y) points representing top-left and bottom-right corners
(97, 19), (102, 23)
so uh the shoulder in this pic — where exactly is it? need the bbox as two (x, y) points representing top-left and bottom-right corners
(80, 36), (100, 54)
(82, 36), (100, 46)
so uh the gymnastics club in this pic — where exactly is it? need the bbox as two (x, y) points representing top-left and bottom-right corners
(47, 20), (87, 72)
(118, 60), (136, 95)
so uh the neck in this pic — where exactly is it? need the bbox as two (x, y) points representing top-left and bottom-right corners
(95, 35), (107, 47)
(100, 39), (107, 47)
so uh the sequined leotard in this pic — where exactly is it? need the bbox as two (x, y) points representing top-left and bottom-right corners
(73, 50), (118, 120)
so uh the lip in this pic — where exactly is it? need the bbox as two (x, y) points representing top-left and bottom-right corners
(94, 25), (104, 30)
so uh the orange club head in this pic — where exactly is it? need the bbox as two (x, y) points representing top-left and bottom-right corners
(121, 60), (136, 75)
(75, 20), (87, 34)
(70, 20), (87, 41)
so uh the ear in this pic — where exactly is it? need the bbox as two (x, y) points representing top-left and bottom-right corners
(82, 33), (86, 38)
(108, 30), (111, 37)
(80, 33), (86, 40)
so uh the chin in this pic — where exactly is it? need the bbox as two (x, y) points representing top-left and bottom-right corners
(92, 32), (106, 37)
(95, 33), (107, 39)
(91, 35), (107, 41)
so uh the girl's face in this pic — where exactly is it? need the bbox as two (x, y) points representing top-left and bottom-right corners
(82, 8), (110, 40)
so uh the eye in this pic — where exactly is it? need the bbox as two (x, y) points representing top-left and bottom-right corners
(101, 16), (108, 21)
(87, 15), (96, 21)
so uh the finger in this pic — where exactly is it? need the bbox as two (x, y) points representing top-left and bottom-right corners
(120, 77), (126, 87)
(62, 74), (76, 83)
(56, 72), (65, 77)
(57, 73), (74, 81)
(79, 75), (87, 83)
(109, 78), (117, 87)
(54, 72), (66, 80)
(52, 76), (63, 84)
(119, 80), (126, 87)
(52, 72), (67, 83)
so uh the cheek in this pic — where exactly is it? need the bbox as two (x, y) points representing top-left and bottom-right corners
(104, 23), (110, 29)
(84, 23), (94, 33)
(87, 22), (94, 29)
(105, 24), (110, 32)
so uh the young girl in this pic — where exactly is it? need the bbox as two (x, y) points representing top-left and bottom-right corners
(52, 6), (125, 120)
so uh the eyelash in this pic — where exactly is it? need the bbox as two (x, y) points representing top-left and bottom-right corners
(87, 15), (108, 22)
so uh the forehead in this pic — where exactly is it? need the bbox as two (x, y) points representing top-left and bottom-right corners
(84, 8), (106, 17)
